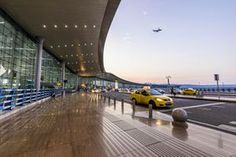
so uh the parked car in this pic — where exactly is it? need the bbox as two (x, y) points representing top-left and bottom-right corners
(154, 88), (165, 94)
(173, 88), (183, 94)
(182, 88), (198, 95)
(130, 89), (173, 108)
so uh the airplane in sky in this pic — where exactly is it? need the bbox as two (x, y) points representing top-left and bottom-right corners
(153, 28), (162, 32)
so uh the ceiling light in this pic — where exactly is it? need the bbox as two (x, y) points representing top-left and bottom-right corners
(78, 44), (80, 46)
(65, 55), (68, 57)
(91, 53), (93, 55)
(84, 24), (87, 28)
(0, 22), (5, 24)
(75, 25), (78, 28)
(84, 43), (87, 46)
(76, 54), (79, 56)
(93, 25), (96, 28)
(42, 24), (47, 28)
(57, 45), (60, 48)
(71, 54), (73, 57)
(54, 25), (58, 28)
(64, 44), (67, 47)
(64, 25), (68, 28)
(90, 42), (93, 46)
(50, 45), (53, 48)
(71, 44), (74, 47)
(60, 55), (63, 58)
(67, 62), (70, 64)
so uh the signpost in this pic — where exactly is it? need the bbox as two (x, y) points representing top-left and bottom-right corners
(214, 74), (220, 98)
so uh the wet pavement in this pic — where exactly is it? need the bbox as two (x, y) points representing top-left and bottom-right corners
(0, 92), (236, 157)
(105, 92), (236, 134)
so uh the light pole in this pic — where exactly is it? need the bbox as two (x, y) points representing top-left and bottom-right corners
(166, 76), (171, 93)
(214, 74), (220, 98)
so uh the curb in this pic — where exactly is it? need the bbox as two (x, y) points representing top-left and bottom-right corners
(168, 95), (236, 103)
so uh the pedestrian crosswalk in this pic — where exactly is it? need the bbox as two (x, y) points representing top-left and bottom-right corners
(218, 121), (236, 134)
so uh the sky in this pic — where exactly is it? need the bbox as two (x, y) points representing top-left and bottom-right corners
(104, 0), (236, 84)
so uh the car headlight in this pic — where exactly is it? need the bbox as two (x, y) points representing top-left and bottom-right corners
(156, 98), (163, 102)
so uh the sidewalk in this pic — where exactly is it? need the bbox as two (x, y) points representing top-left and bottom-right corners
(0, 93), (235, 157)
(105, 99), (236, 157)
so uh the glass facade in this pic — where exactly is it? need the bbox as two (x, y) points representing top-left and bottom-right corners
(0, 12), (78, 89)
(41, 50), (62, 88)
(65, 68), (78, 89)
(0, 14), (36, 88)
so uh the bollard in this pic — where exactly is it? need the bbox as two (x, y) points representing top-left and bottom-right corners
(121, 99), (124, 114)
(114, 98), (116, 110)
(132, 100), (136, 117)
(149, 104), (153, 119)
(172, 108), (188, 128)
(104, 95), (106, 102)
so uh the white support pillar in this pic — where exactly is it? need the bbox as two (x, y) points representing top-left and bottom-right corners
(35, 38), (44, 91)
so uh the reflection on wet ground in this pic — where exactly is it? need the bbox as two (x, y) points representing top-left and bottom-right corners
(0, 92), (235, 157)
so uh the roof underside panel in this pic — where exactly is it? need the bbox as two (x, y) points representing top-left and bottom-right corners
(0, 0), (121, 76)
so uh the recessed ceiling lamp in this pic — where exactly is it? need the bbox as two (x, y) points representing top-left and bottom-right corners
(54, 25), (58, 28)
(90, 43), (93, 46)
(93, 25), (96, 28)
(42, 24), (46, 28)
(75, 25), (78, 28)
(64, 24), (68, 28)
(64, 44), (67, 47)
(84, 43), (87, 46)
(84, 24), (87, 28)
(50, 45), (53, 48)
(71, 44), (74, 47)
(57, 45), (60, 48)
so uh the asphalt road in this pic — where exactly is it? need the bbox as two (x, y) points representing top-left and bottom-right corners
(104, 92), (236, 134)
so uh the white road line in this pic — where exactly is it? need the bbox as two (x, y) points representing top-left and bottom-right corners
(211, 106), (225, 109)
(176, 102), (225, 110)
(218, 124), (236, 133)
(229, 121), (236, 126)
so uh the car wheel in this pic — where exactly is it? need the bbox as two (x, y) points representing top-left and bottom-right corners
(132, 98), (137, 105)
(149, 101), (156, 108)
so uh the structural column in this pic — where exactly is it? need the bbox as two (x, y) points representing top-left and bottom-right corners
(61, 62), (66, 95)
(35, 38), (44, 91)
(61, 61), (65, 89)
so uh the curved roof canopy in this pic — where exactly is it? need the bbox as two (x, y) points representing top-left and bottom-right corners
(0, 0), (120, 77)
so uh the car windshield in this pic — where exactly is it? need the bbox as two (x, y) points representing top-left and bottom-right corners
(148, 89), (162, 95)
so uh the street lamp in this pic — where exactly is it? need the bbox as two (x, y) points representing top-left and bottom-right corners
(166, 76), (171, 85)
(166, 76), (171, 92)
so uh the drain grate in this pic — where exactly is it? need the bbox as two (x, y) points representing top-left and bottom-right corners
(125, 129), (160, 146)
(113, 121), (136, 131)
(147, 142), (186, 157)
(104, 113), (122, 122)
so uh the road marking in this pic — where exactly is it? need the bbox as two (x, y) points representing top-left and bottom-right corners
(211, 106), (225, 109)
(199, 108), (212, 111)
(176, 102), (225, 110)
(229, 121), (236, 126)
(218, 124), (236, 133)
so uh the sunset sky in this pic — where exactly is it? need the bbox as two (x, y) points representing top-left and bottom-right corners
(104, 0), (236, 84)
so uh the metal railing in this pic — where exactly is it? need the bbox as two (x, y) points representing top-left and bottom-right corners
(0, 88), (64, 111)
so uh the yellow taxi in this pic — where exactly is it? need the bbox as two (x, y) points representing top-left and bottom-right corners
(130, 89), (174, 108)
(182, 88), (198, 95)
